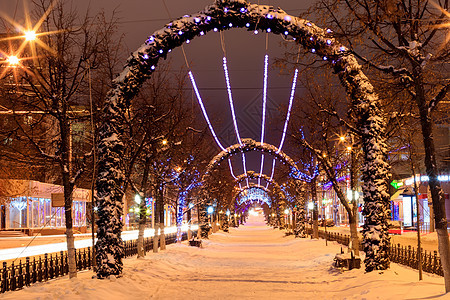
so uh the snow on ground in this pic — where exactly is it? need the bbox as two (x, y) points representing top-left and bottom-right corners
(2, 215), (448, 300)
(326, 225), (440, 252)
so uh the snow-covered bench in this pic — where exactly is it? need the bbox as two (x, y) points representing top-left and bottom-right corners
(189, 238), (202, 247)
(334, 251), (361, 270)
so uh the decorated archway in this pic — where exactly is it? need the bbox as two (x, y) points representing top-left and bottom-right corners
(95, 0), (390, 277)
(202, 139), (300, 183)
(234, 171), (286, 202)
(233, 185), (272, 207)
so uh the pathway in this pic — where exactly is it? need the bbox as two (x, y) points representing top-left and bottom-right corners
(2, 215), (447, 299)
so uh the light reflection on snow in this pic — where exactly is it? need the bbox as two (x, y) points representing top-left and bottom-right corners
(0, 225), (198, 261)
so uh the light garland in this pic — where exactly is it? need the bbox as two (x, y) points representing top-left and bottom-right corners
(277, 68), (298, 153)
(188, 71), (226, 151)
(222, 57), (242, 145)
(228, 158), (237, 179)
(260, 54), (269, 144)
(97, 0), (392, 277)
(222, 56), (248, 186)
(266, 159), (276, 189)
(258, 54), (269, 186)
(242, 153), (249, 187)
(266, 68), (299, 187)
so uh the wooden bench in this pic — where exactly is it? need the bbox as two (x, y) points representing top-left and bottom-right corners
(334, 251), (361, 270)
(189, 239), (202, 247)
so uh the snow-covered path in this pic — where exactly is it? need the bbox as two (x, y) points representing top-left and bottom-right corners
(3, 215), (448, 299)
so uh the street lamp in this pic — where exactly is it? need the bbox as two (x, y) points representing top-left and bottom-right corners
(134, 194), (141, 204)
(7, 55), (20, 66)
(24, 30), (37, 41)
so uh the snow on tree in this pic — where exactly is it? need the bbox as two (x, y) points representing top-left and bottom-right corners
(96, 0), (390, 277)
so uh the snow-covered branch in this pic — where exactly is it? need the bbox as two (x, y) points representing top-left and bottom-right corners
(428, 83), (450, 114)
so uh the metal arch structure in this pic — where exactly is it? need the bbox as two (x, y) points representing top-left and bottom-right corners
(230, 184), (284, 228)
(96, 0), (391, 277)
(234, 185), (272, 206)
(202, 139), (300, 183)
(233, 171), (287, 205)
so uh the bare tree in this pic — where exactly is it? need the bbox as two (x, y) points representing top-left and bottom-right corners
(0, 0), (121, 278)
(307, 0), (450, 289)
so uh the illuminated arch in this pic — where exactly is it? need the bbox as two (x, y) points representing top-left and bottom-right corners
(203, 139), (300, 183)
(233, 171), (287, 204)
(96, 0), (391, 277)
(234, 185), (272, 206)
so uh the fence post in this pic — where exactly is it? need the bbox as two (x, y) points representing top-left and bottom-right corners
(2, 261), (7, 293)
(10, 262), (15, 291)
(25, 257), (30, 286)
(44, 254), (48, 281)
(32, 257), (37, 284)
(18, 260), (23, 289)
(433, 251), (439, 275)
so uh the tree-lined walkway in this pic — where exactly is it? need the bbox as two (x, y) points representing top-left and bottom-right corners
(3, 214), (445, 299)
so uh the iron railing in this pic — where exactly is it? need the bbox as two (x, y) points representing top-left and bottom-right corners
(0, 230), (195, 294)
(307, 228), (443, 276)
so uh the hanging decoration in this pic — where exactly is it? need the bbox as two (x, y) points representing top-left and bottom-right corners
(96, 0), (391, 278)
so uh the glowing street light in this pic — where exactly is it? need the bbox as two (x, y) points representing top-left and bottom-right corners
(134, 194), (141, 204)
(7, 55), (19, 66)
(207, 206), (214, 214)
(24, 30), (37, 41)
(162, 139), (168, 145)
(347, 146), (352, 152)
(284, 208), (290, 215)
(339, 136), (346, 142)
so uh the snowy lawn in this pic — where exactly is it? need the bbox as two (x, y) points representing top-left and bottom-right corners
(2, 215), (448, 300)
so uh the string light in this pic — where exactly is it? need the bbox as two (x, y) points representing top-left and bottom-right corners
(228, 159), (237, 179)
(222, 56), (248, 184)
(188, 71), (226, 151)
(242, 153), (249, 187)
(277, 68), (298, 152)
(222, 57), (242, 145)
(258, 154), (265, 186)
(267, 68), (299, 187)
(258, 54), (269, 186)
(266, 159), (276, 189)
(260, 54), (269, 143)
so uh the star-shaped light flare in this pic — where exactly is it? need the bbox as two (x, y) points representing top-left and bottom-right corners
(0, 0), (58, 78)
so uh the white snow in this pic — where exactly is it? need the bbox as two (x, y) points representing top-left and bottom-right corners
(4, 215), (447, 299)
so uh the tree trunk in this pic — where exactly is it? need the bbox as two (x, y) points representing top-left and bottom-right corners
(199, 203), (209, 238)
(349, 213), (359, 256)
(336, 54), (391, 271)
(415, 71), (450, 291)
(349, 145), (360, 256)
(137, 158), (151, 258)
(95, 97), (125, 278)
(187, 207), (192, 239)
(153, 223), (159, 253)
(294, 185), (307, 238)
(60, 118), (77, 278)
(159, 185), (166, 250)
(311, 177), (319, 239)
(137, 221), (146, 258)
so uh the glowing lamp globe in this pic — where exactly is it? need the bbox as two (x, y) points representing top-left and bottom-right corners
(7, 55), (19, 65)
(24, 31), (37, 41)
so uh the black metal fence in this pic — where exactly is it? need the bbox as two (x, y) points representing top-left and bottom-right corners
(0, 230), (195, 294)
(308, 228), (444, 276)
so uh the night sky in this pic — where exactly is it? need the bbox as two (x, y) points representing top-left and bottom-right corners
(3, 0), (315, 178)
